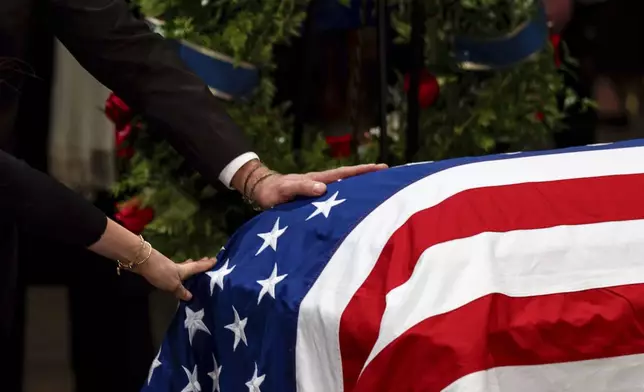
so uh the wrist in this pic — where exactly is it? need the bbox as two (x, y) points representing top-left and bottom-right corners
(131, 248), (164, 276)
(231, 159), (270, 195)
(121, 235), (146, 264)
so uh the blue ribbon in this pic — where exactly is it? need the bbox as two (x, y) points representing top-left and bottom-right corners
(146, 17), (259, 100)
(176, 41), (259, 100)
(453, 3), (549, 70)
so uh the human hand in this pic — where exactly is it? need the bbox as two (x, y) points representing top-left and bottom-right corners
(136, 251), (216, 301)
(237, 162), (388, 209)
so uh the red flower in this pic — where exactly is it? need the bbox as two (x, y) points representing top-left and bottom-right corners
(115, 123), (134, 158)
(550, 34), (562, 68)
(404, 69), (440, 109)
(535, 111), (545, 122)
(115, 122), (143, 159)
(115, 123), (131, 148)
(115, 198), (154, 234)
(105, 93), (133, 129)
(325, 134), (352, 158)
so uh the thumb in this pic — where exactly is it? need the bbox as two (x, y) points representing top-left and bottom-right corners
(174, 283), (193, 302)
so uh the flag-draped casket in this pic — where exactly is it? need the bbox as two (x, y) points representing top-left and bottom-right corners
(143, 139), (644, 392)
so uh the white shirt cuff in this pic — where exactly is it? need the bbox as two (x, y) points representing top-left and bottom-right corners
(218, 152), (260, 189)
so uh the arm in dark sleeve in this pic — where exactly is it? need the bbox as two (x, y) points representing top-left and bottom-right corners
(49, 0), (251, 185)
(0, 150), (107, 247)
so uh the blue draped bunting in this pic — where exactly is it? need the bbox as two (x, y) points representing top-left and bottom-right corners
(144, 0), (549, 101)
(146, 17), (259, 100)
(453, 4), (549, 70)
(176, 41), (259, 100)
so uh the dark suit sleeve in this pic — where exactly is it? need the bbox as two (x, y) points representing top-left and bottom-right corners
(0, 150), (107, 247)
(49, 0), (251, 185)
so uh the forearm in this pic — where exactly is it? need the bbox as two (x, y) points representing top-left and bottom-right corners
(50, 0), (251, 185)
(0, 151), (107, 247)
(0, 150), (162, 265)
(87, 218), (144, 262)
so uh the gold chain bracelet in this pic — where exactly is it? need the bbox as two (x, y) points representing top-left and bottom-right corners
(242, 161), (265, 199)
(116, 235), (153, 275)
(243, 171), (276, 211)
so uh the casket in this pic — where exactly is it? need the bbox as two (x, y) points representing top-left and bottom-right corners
(143, 139), (644, 392)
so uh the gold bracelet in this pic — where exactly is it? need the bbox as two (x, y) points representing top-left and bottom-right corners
(244, 171), (276, 211)
(131, 235), (145, 262)
(116, 238), (153, 276)
(116, 235), (145, 275)
(242, 161), (264, 199)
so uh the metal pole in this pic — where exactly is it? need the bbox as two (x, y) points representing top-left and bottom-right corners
(376, 0), (389, 164)
(292, 0), (318, 163)
(406, 0), (425, 163)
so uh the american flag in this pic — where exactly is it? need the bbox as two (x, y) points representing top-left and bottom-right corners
(142, 139), (644, 392)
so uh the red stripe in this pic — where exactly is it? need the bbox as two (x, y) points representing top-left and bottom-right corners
(339, 173), (644, 390)
(354, 285), (644, 391)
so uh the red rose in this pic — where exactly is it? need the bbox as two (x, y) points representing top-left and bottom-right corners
(114, 122), (144, 159)
(115, 124), (134, 159)
(325, 134), (352, 158)
(535, 111), (545, 122)
(115, 123), (131, 147)
(115, 198), (154, 234)
(404, 69), (440, 109)
(105, 93), (132, 129)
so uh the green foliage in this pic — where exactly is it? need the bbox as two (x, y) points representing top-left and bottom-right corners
(450, 0), (538, 36)
(139, 0), (308, 65)
(389, 0), (577, 161)
(116, 0), (576, 260)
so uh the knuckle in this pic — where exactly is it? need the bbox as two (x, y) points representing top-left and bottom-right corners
(278, 184), (291, 196)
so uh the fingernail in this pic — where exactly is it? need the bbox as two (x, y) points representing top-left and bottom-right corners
(313, 182), (326, 194)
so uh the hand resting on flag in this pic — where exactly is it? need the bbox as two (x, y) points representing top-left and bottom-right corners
(88, 218), (216, 301)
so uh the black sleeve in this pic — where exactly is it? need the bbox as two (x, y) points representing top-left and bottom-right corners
(49, 0), (251, 185)
(0, 150), (107, 247)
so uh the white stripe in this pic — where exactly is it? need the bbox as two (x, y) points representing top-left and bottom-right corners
(443, 353), (644, 392)
(295, 145), (644, 392)
(396, 160), (434, 167)
(364, 220), (644, 370)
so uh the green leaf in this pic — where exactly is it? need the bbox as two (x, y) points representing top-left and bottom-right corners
(135, 0), (167, 17)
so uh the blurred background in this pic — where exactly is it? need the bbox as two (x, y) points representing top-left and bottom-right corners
(8, 0), (644, 391)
